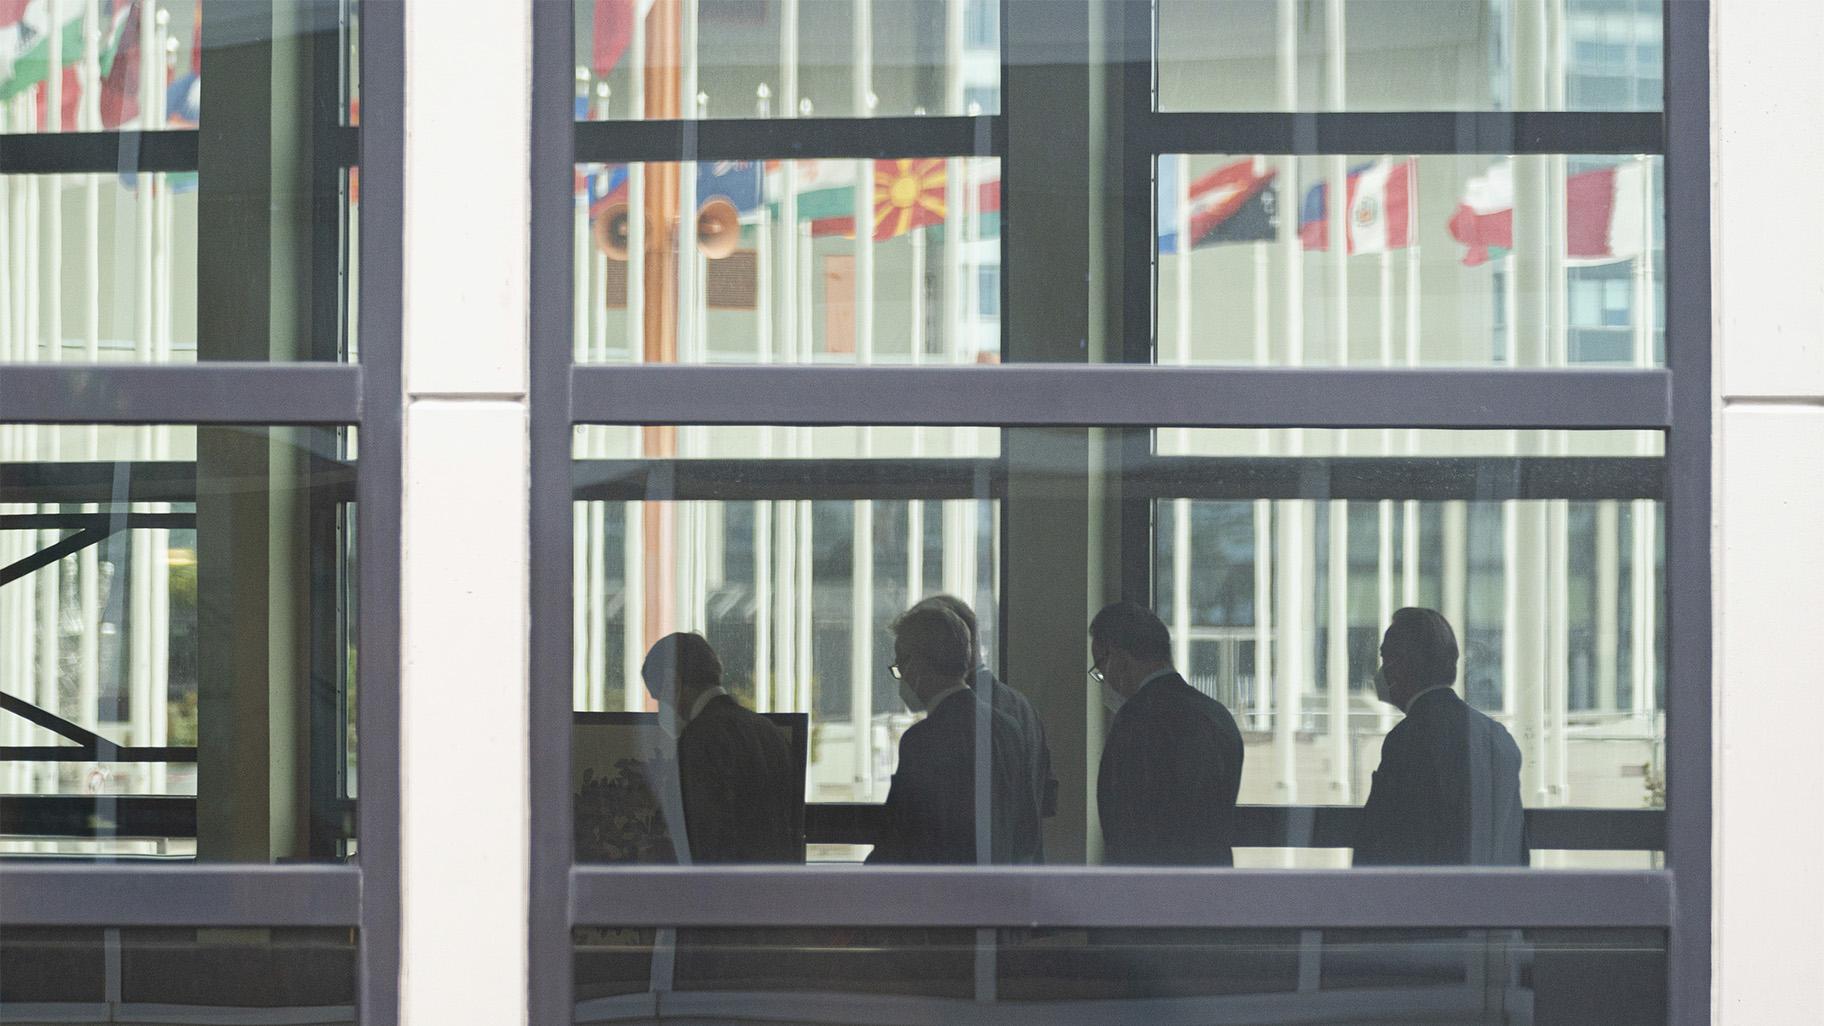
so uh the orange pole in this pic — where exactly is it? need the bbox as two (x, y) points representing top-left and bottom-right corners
(641, 0), (683, 670)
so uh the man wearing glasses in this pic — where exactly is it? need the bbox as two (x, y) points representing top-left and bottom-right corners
(870, 603), (1041, 864)
(1091, 601), (1245, 865)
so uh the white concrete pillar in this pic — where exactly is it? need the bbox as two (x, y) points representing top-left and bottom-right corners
(399, 0), (530, 1021)
(1716, 3), (1824, 1019)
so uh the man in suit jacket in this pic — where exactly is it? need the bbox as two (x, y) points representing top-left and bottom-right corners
(868, 604), (1041, 865)
(1355, 608), (1528, 867)
(1092, 601), (1245, 866)
(642, 633), (801, 863)
(910, 595), (1058, 831)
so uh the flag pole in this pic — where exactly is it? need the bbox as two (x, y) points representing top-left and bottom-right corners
(39, 0), (69, 752)
(1323, 0), (1352, 809)
(847, 0), (877, 801)
(76, 0), (104, 759)
(1270, 0), (1302, 820)
(1401, 160), (1421, 696)
(1250, 156), (1274, 733)
(1629, 152), (1658, 726)
(0, 95), (16, 793)
(771, 0), (802, 716)
(1170, 155), (1192, 673)
(1508, 0), (1553, 810)
(1374, 155), (1397, 733)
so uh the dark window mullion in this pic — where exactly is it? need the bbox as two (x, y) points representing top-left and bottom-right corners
(1142, 110), (1663, 156)
(569, 365), (1672, 430)
(0, 364), (362, 424)
(573, 114), (1003, 163)
(570, 866), (1676, 930)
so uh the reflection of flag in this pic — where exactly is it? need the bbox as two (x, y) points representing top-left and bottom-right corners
(0, 0), (84, 105)
(1565, 162), (1646, 265)
(697, 160), (762, 217)
(775, 160), (859, 238)
(592, 0), (635, 76)
(1447, 159), (1648, 266)
(1299, 159), (1413, 254)
(759, 160), (957, 240)
(31, 64), (75, 129)
(99, 0), (141, 129)
(1158, 156), (1278, 253)
(1446, 161), (1511, 266)
(872, 158), (946, 241)
(977, 178), (1000, 238)
(166, 72), (200, 127)
(579, 164), (628, 219)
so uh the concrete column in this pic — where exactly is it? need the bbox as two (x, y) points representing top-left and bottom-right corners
(192, 1), (333, 863)
(999, 0), (1129, 864)
(399, 0), (531, 1021)
(1716, 3), (1824, 1019)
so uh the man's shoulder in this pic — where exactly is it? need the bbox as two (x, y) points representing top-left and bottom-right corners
(685, 696), (775, 742)
(986, 675), (1042, 721)
(1150, 675), (1240, 729)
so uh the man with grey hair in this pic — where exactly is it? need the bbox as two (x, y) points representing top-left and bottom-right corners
(908, 595), (1057, 847)
(869, 603), (1040, 864)
(1355, 608), (1527, 866)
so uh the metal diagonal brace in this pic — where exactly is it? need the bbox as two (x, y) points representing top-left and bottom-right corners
(0, 527), (107, 588)
(0, 690), (109, 748)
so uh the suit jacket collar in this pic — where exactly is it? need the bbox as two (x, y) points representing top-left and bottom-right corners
(687, 686), (732, 722)
(1405, 685), (1461, 713)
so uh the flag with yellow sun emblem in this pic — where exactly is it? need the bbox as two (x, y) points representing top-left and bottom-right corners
(872, 158), (947, 241)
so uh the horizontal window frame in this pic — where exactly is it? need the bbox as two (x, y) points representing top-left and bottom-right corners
(574, 115), (1002, 164)
(799, 804), (1663, 852)
(1143, 111), (1663, 156)
(570, 454), (1665, 502)
(0, 364), (363, 424)
(569, 365), (1671, 430)
(0, 126), (358, 175)
(0, 864), (360, 927)
(570, 866), (1673, 930)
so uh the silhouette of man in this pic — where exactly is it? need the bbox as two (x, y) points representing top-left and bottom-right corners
(1092, 601), (1244, 865)
(869, 604), (1040, 864)
(909, 595), (1058, 836)
(1355, 608), (1527, 866)
(642, 632), (800, 863)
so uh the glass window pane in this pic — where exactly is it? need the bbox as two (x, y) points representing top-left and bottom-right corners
(0, 2), (358, 135)
(574, 158), (1000, 365)
(568, 424), (1664, 869)
(574, 926), (1666, 1023)
(1, 424), (358, 860)
(2, 926), (355, 1023)
(572, 0), (998, 120)
(1155, 154), (1664, 367)
(1158, 0), (1664, 112)
(0, 3), (361, 363)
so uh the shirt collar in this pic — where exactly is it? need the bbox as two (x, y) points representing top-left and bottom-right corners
(687, 686), (730, 723)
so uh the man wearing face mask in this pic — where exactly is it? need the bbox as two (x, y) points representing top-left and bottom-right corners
(870, 604), (1040, 864)
(1355, 608), (1527, 866)
(1092, 601), (1245, 865)
(907, 595), (1058, 842)
(641, 632), (800, 863)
